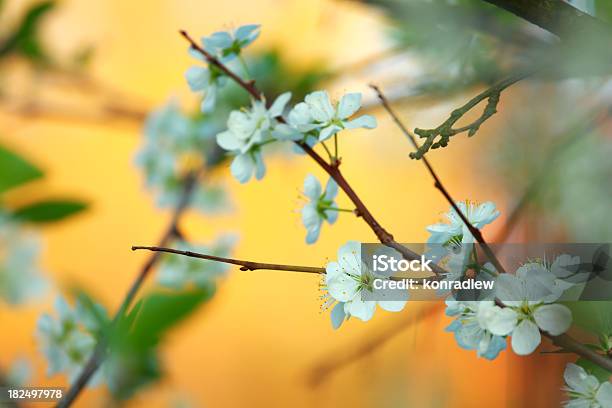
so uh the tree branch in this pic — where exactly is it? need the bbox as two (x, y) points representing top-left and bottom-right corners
(409, 72), (530, 159)
(481, 0), (611, 38)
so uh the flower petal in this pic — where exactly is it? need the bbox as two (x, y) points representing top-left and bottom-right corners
(511, 319), (541, 355)
(330, 302), (346, 330)
(533, 304), (572, 336)
(303, 174), (322, 200)
(319, 124), (342, 142)
(268, 92), (292, 117)
(345, 298), (376, 321)
(216, 130), (242, 151)
(305, 91), (335, 122)
(596, 381), (612, 406)
(344, 115), (377, 130)
(337, 93), (361, 119)
(230, 154), (253, 183)
(378, 300), (406, 312)
(185, 66), (210, 91)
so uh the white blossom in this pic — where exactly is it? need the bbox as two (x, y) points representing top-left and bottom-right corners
(216, 92), (295, 183)
(484, 263), (573, 355)
(186, 24), (260, 113)
(323, 241), (406, 328)
(301, 174), (339, 244)
(445, 299), (507, 360)
(427, 201), (500, 247)
(135, 102), (229, 212)
(37, 297), (107, 385)
(288, 91), (377, 142)
(201, 24), (260, 62)
(563, 363), (612, 407)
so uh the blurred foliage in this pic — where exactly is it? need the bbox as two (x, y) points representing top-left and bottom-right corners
(0, 143), (87, 223)
(0, 0), (55, 63)
(105, 289), (213, 400)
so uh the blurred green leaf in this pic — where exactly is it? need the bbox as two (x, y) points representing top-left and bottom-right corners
(106, 289), (213, 400)
(0, 144), (43, 194)
(13, 200), (87, 223)
(566, 301), (612, 335)
(576, 358), (612, 382)
(0, 1), (56, 62)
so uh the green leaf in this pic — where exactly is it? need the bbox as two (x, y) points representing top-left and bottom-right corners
(106, 289), (214, 400)
(576, 358), (612, 382)
(13, 200), (87, 223)
(0, 1), (56, 61)
(565, 301), (612, 335)
(0, 145), (43, 194)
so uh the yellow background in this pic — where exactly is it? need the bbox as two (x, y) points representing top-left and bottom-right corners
(0, 0), (569, 406)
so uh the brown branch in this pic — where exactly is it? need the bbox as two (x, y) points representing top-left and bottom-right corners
(180, 30), (444, 275)
(131, 246), (326, 274)
(56, 170), (201, 408)
(481, 0), (611, 38)
(371, 84), (506, 274)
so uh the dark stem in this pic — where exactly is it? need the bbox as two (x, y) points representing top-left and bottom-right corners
(131, 246), (326, 274)
(481, 0), (611, 38)
(56, 171), (201, 408)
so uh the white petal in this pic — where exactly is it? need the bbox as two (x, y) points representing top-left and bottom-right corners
(230, 154), (254, 183)
(204, 31), (233, 51)
(324, 178), (338, 200)
(596, 381), (612, 406)
(484, 306), (518, 336)
(325, 261), (342, 282)
(319, 124), (341, 142)
(564, 363), (598, 395)
(511, 319), (541, 355)
(302, 203), (321, 229)
(325, 208), (339, 224)
(344, 115), (377, 130)
(200, 87), (217, 113)
(495, 274), (525, 304)
(235, 24), (260, 43)
(327, 275), (359, 303)
(305, 224), (321, 244)
(533, 304), (572, 335)
(330, 302), (346, 330)
(185, 66), (209, 91)
(303, 174), (322, 200)
(272, 123), (301, 141)
(268, 92), (291, 117)
(337, 93), (361, 119)
(378, 300), (406, 312)
(217, 131), (242, 151)
(345, 298), (376, 321)
(254, 151), (266, 180)
(305, 91), (335, 122)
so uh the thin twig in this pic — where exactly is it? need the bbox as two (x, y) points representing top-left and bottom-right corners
(371, 84), (506, 274)
(131, 246), (326, 274)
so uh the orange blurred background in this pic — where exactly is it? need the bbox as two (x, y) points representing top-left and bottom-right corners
(0, 0), (571, 406)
